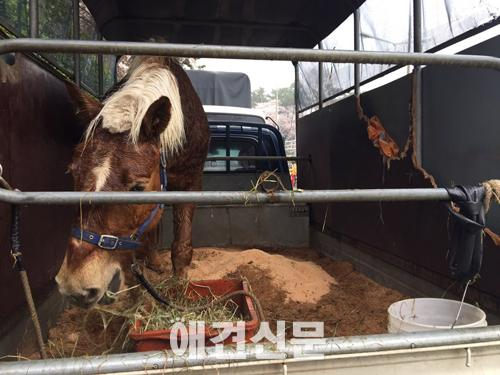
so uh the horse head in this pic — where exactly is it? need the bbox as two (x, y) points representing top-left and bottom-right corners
(55, 60), (182, 308)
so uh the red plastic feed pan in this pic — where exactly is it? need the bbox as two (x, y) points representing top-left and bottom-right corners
(128, 279), (260, 352)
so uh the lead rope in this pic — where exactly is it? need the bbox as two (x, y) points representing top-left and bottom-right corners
(10, 204), (48, 359)
(0, 166), (48, 359)
(130, 262), (266, 322)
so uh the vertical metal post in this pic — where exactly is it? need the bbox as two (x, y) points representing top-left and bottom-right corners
(413, 0), (423, 165)
(294, 61), (299, 186)
(98, 32), (104, 97)
(225, 124), (230, 172)
(294, 61), (299, 127)
(318, 41), (323, 109)
(414, 0), (423, 54)
(29, 0), (38, 38)
(72, 0), (80, 87)
(113, 57), (118, 84)
(354, 8), (361, 97)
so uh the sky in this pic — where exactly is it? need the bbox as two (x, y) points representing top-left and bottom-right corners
(198, 58), (294, 93)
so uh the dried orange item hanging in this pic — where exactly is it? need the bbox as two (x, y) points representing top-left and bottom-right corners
(366, 115), (400, 159)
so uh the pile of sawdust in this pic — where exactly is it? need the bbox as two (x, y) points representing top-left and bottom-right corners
(188, 248), (336, 303)
(42, 247), (406, 358)
(184, 248), (405, 337)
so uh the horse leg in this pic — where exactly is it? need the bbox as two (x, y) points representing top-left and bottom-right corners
(171, 203), (195, 277)
(142, 230), (167, 273)
(146, 246), (165, 274)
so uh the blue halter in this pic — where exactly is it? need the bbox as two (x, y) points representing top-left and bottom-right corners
(71, 153), (168, 251)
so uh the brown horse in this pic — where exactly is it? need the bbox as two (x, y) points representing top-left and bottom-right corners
(55, 56), (209, 308)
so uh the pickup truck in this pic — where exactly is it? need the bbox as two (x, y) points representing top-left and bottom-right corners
(203, 105), (291, 191)
(156, 71), (307, 249)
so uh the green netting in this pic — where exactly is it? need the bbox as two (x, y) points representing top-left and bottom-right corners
(38, 0), (74, 74)
(0, 0), (29, 36)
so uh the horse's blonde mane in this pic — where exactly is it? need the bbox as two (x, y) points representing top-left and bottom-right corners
(86, 56), (185, 156)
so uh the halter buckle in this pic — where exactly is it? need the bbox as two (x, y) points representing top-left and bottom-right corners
(98, 234), (119, 250)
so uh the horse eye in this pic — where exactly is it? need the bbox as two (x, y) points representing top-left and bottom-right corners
(130, 184), (144, 192)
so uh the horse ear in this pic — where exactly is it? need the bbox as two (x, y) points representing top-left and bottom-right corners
(140, 96), (171, 142)
(65, 81), (102, 126)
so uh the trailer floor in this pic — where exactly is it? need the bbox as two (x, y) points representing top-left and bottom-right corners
(189, 247), (406, 337)
(41, 247), (406, 358)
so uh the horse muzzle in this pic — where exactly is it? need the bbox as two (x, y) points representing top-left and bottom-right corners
(67, 287), (101, 308)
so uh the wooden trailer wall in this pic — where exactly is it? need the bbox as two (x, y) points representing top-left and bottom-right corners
(298, 35), (500, 313)
(0, 54), (78, 354)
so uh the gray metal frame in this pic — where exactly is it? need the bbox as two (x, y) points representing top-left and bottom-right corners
(29, 0), (38, 38)
(318, 41), (324, 108)
(0, 187), (451, 205)
(2, 39), (500, 69)
(354, 8), (361, 97)
(72, 0), (80, 87)
(413, 0), (424, 164)
(1, 326), (500, 374)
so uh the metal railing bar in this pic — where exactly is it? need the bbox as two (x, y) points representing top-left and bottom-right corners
(1, 39), (500, 71)
(1, 325), (499, 374)
(318, 41), (324, 108)
(225, 123), (230, 172)
(354, 8), (361, 97)
(29, 0), (38, 38)
(97, 33), (104, 97)
(72, 0), (80, 87)
(297, 101), (320, 114)
(205, 156), (310, 161)
(294, 61), (299, 129)
(413, 0), (424, 165)
(0, 188), (451, 205)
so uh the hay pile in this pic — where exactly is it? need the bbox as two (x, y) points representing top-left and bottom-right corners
(46, 276), (244, 358)
(131, 277), (243, 332)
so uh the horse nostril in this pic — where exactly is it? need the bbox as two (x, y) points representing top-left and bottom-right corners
(85, 288), (100, 302)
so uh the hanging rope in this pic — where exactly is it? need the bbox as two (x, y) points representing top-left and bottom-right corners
(10, 204), (48, 359)
(1, 168), (47, 359)
(482, 179), (500, 213)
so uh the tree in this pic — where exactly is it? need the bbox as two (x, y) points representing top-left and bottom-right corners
(270, 83), (294, 108)
(251, 87), (268, 106)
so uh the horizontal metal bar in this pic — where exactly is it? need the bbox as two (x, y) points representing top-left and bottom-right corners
(205, 156), (309, 161)
(0, 188), (450, 205)
(297, 102), (320, 114)
(2, 326), (499, 374)
(1, 39), (500, 70)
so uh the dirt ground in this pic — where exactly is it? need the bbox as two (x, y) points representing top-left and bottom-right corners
(43, 247), (405, 358)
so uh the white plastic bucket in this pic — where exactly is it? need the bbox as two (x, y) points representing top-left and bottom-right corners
(388, 298), (487, 333)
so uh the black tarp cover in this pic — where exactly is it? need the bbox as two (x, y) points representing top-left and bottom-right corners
(82, 0), (364, 48)
(186, 70), (251, 108)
